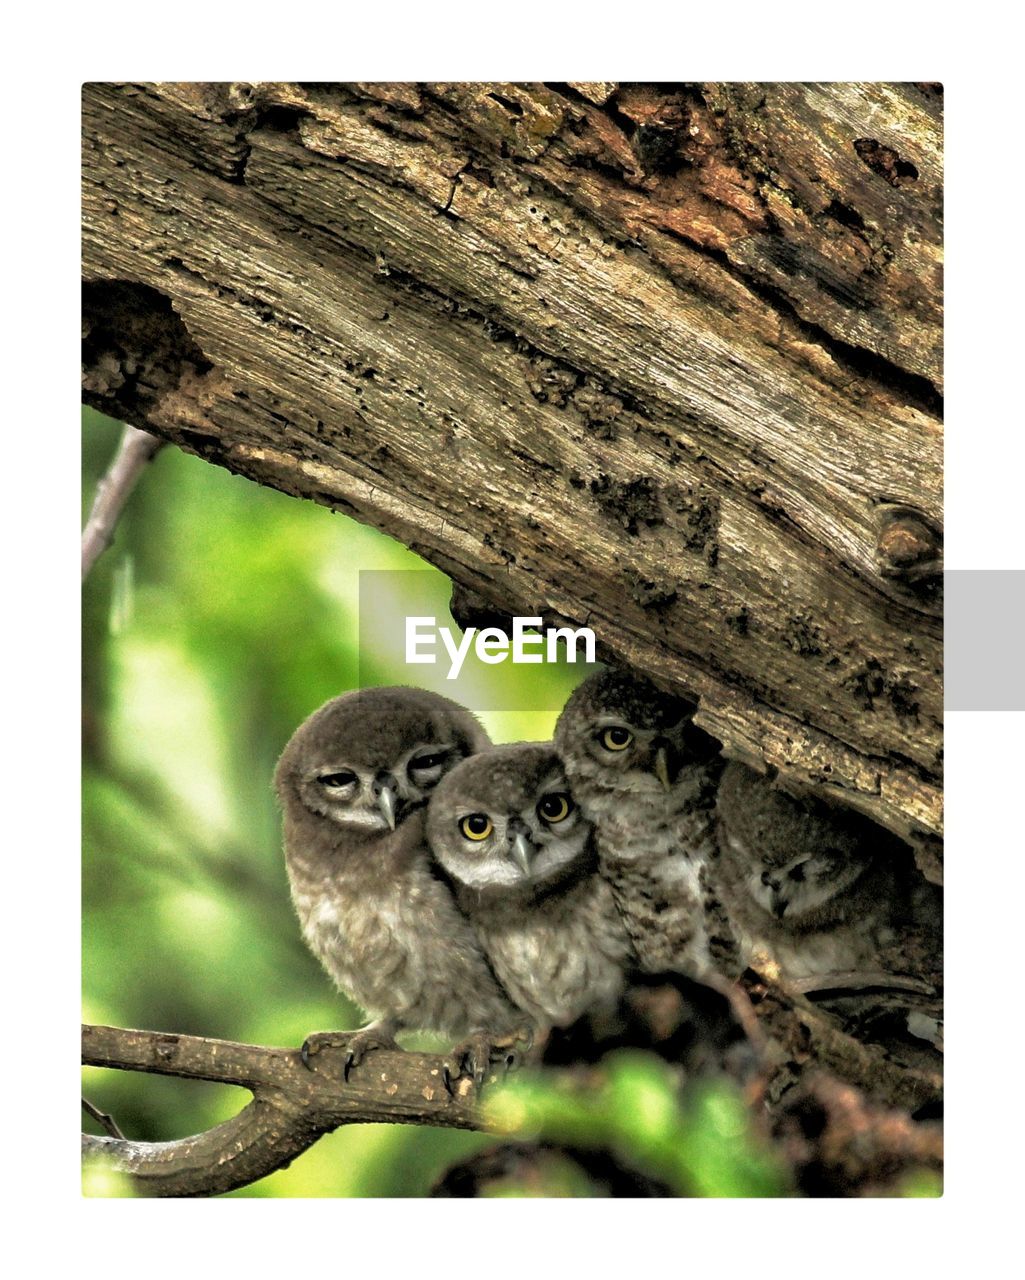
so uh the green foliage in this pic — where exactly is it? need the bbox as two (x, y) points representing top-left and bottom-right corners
(486, 1052), (789, 1198)
(82, 1160), (135, 1199)
(898, 1169), (943, 1198)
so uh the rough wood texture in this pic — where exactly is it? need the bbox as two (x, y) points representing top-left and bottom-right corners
(81, 81), (943, 863)
(81, 1024), (481, 1197)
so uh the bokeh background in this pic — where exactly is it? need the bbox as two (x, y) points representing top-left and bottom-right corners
(82, 406), (588, 1196)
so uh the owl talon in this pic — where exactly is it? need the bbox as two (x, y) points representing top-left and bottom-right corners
(443, 1029), (505, 1093)
(300, 1024), (399, 1077)
(301, 1032), (350, 1071)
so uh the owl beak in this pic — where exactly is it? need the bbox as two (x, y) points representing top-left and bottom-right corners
(374, 777), (399, 831)
(654, 745), (672, 791)
(759, 870), (788, 919)
(509, 831), (535, 877)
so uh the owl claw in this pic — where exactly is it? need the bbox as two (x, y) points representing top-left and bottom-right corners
(442, 1025), (536, 1094)
(443, 1030), (499, 1095)
(300, 1024), (399, 1077)
(441, 1058), (481, 1097)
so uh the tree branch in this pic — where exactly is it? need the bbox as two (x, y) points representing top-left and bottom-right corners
(82, 1096), (125, 1141)
(81, 1024), (482, 1197)
(81, 81), (944, 851)
(81, 425), (163, 580)
(740, 968), (942, 1113)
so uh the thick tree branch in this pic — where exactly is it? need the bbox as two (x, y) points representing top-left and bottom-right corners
(81, 425), (163, 580)
(81, 1023), (482, 1197)
(81, 82), (944, 858)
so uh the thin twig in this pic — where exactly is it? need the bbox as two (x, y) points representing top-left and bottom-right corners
(82, 1096), (126, 1140)
(82, 425), (164, 581)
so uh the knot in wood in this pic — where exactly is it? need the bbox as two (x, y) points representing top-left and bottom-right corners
(875, 510), (942, 582)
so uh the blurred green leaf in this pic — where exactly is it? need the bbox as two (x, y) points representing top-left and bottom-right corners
(486, 1052), (789, 1198)
(82, 1159), (135, 1199)
(898, 1169), (943, 1198)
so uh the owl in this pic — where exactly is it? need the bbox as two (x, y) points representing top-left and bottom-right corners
(274, 686), (524, 1084)
(554, 668), (726, 976)
(714, 761), (942, 1047)
(427, 742), (635, 1031)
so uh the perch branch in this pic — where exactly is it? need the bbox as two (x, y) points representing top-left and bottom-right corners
(81, 1023), (483, 1197)
(81, 425), (163, 580)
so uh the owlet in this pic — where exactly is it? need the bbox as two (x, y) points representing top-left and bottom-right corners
(554, 669), (726, 976)
(427, 742), (635, 1032)
(714, 761), (942, 1045)
(274, 686), (523, 1082)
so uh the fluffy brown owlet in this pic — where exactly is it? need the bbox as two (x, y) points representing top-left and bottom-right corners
(554, 669), (726, 976)
(714, 761), (942, 1047)
(274, 687), (524, 1083)
(427, 743), (635, 1032)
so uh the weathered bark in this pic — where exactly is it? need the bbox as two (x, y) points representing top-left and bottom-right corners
(81, 1024), (481, 1197)
(81, 82), (942, 865)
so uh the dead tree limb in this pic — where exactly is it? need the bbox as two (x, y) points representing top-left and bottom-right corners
(81, 1023), (482, 1197)
(81, 82), (943, 866)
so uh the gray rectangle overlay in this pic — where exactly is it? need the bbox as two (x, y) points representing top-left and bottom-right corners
(946, 570), (1025, 710)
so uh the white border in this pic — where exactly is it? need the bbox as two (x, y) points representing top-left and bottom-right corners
(6, 3), (1022, 1269)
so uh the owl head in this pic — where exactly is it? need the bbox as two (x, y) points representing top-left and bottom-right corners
(555, 668), (718, 795)
(427, 743), (593, 897)
(716, 762), (879, 923)
(274, 686), (490, 835)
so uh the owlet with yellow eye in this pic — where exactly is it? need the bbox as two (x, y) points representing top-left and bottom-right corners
(427, 742), (635, 1032)
(555, 668), (728, 977)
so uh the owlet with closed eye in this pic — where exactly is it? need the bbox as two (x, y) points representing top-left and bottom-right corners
(275, 687), (523, 1082)
(555, 669), (726, 976)
(715, 762), (942, 1046)
(427, 743), (635, 1031)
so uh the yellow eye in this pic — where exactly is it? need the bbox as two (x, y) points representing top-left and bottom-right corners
(459, 813), (493, 841)
(600, 726), (634, 751)
(538, 792), (573, 824)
